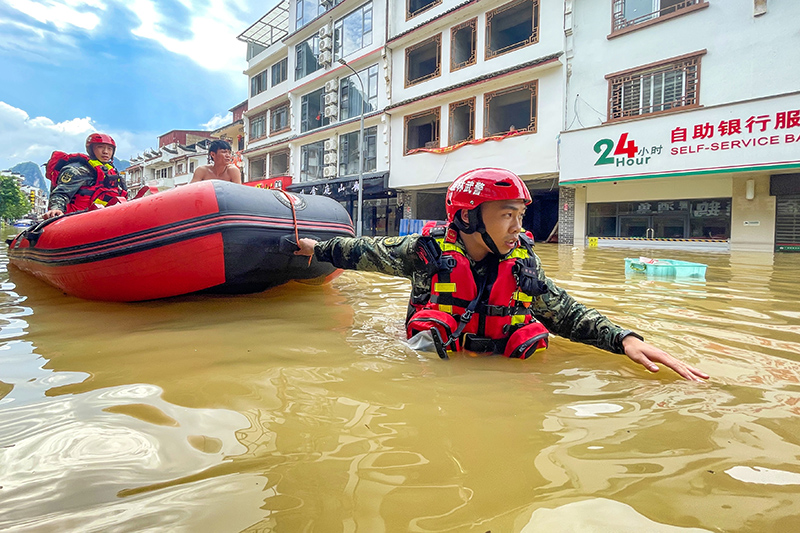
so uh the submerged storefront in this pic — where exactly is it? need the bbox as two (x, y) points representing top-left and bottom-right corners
(286, 172), (400, 237)
(559, 91), (800, 252)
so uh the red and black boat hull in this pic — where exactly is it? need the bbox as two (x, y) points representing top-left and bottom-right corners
(6, 181), (354, 301)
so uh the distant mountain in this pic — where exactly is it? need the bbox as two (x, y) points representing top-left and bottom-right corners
(114, 158), (130, 172)
(10, 161), (49, 196)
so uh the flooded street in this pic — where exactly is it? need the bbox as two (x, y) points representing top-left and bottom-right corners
(2, 227), (800, 532)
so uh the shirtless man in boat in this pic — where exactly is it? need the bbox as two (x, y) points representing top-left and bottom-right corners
(190, 140), (242, 184)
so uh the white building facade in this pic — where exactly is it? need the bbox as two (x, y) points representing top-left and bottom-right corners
(240, 0), (397, 236)
(559, 0), (800, 252)
(385, 0), (564, 241)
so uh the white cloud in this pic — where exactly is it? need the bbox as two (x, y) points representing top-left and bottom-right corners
(201, 112), (233, 131)
(5, 0), (105, 31)
(0, 101), (155, 169)
(126, 0), (251, 77)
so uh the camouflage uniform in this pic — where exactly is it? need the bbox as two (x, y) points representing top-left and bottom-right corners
(48, 161), (126, 213)
(315, 234), (640, 354)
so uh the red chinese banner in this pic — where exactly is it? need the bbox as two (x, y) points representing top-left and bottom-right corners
(245, 176), (292, 189)
(407, 129), (528, 155)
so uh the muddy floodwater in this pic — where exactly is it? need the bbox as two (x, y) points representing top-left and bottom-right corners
(2, 228), (800, 532)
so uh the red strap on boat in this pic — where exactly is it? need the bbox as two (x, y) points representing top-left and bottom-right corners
(276, 190), (311, 266)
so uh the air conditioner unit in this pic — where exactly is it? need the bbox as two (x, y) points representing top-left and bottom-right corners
(324, 79), (338, 93)
(324, 138), (338, 151)
(324, 92), (338, 105)
(324, 105), (338, 118)
(323, 166), (337, 177)
(318, 25), (331, 39)
(320, 0), (333, 9)
(319, 37), (332, 52)
(323, 152), (338, 165)
(319, 51), (332, 65)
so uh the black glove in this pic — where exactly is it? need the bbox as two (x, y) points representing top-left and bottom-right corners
(512, 257), (547, 296)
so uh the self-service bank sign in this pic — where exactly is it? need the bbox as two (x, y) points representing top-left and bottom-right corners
(560, 92), (800, 184)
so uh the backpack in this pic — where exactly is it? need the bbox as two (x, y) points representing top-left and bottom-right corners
(45, 151), (91, 191)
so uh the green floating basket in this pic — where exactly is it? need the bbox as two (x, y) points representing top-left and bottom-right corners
(625, 258), (707, 279)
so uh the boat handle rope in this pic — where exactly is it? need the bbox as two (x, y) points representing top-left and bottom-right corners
(275, 189), (312, 266)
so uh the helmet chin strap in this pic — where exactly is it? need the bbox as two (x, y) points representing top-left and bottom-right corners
(454, 208), (502, 256)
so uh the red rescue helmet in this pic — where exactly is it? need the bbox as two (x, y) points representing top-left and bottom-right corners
(86, 132), (116, 158)
(445, 168), (531, 222)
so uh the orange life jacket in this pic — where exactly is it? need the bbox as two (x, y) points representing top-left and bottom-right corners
(406, 222), (547, 357)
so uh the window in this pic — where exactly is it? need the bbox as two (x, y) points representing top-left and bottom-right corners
(449, 98), (475, 145)
(300, 140), (325, 182)
(607, 52), (702, 121)
(271, 58), (288, 85)
(587, 199), (730, 239)
(334, 2), (373, 60)
(249, 156), (267, 179)
(177, 163), (184, 175)
(250, 69), (268, 97)
(295, 35), (322, 80)
(407, 0), (441, 19)
(269, 150), (290, 177)
(247, 42), (266, 61)
(484, 81), (537, 136)
(612, 0), (706, 33)
(339, 126), (377, 176)
(405, 35), (441, 87)
(189, 161), (195, 173)
(404, 108), (440, 154)
(486, 0), (539, 59)
(339, 64), (379, 120)
(249, 112), (267, 140)
(300, 88), (329, 133)
(451, 18), (477, 72)
(296, 0), (324, 30)
(270, 103), (290, 134)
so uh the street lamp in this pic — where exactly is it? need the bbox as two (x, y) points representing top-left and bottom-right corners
(337, 58), (365, 237)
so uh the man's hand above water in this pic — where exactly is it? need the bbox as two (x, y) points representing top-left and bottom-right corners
(622, 335), (709, 382)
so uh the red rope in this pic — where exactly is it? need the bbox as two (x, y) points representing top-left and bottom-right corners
(277, 190), (312, 266)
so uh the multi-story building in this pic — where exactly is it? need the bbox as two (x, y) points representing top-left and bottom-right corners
(20, 185), (47, 218)
(239, 0), (397, 236)
(125, 130), (218, 193)
(386, 0), (564, 241)
(559, 0), (800, 252)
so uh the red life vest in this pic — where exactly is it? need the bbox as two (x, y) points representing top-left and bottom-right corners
(46, 152), (127, 213)
(406, 222), (548, 358)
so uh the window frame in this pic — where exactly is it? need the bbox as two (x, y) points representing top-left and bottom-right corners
(300, 140), (326, 182)
(334, 2), (373, 61)
(300, 87), (329, 133)
(249, 112), (268, 141)
(610, 0), (709, 37)
(249, 155), (267, 180)
(271, 58), (288, 86)
(338, 126), (378, 176)
(270, 102), (291, 135)
(295, 35), (322, 81)
(450, 18), (477, 72)
(485, 0), (540, 60)
(250, 69), (268, 97)
(406, 0), (442, 20)
(269, 149), (290, 177)
(339, 64), (379, 121)
(448, 97), (476, 146)
(404, 34), (442, 88)
(606, 50), (704, 122)
(483, 80), (538, 137)
(404, 107), (441, 155)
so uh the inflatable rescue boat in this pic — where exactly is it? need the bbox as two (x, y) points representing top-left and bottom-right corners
(6, 181), (354, 301)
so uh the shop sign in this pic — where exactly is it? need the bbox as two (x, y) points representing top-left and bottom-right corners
(561, 92), (800, 183)
(246, 176), (292, 189)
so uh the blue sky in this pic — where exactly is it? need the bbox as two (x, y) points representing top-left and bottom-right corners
(0, 0), (277, 169)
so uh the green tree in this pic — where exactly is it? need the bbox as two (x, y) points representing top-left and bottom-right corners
(0, 174), (32, 222)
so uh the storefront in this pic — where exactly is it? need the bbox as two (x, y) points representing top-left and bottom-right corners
(559, 91), (800, 252)
(286, 172), (400, 236)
